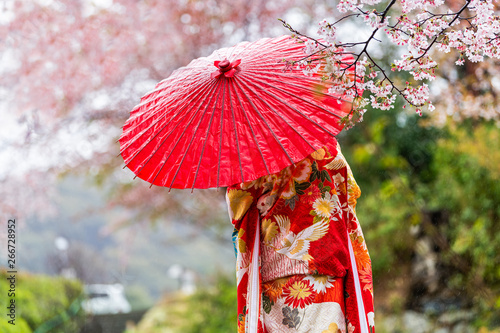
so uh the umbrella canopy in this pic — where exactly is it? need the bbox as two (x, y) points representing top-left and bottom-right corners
(120, 35), (356, 189)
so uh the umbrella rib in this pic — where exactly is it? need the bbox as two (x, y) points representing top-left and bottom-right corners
(121, 70), (213, 139)
(228, 81), (245, 184)
(156, 79), (224, 189)
(120, 80), (217, 161)
(133, 80), (221, 183)
(243, 70), (353, 108)
(122, 85), (217, 172)
(190, 79), (225, 190)
(215, 80), (227, 188)
(229, 79), (271, 176)
(232, 79), (295, 166)
(121, 76), (217, 151)
(237, 76), (319, 150)
(241, 72), (347, 120)
(238, 75), (338, 134)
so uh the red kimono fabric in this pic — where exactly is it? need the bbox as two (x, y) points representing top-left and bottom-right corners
(226, 139), (375, 333)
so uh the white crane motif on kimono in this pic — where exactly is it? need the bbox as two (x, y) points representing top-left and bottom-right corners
(273, 215), (330, 261)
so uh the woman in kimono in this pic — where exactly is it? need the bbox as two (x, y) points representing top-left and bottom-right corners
(226, 138), (375, 333)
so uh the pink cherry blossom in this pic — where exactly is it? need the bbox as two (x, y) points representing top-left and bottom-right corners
(285, 0), (500, 125)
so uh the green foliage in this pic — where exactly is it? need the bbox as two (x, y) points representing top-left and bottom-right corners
(340, 108), (500, 325)
(340, 109), (430, 278)
(427, 124), (500, 325)
(179, 275), (238, 333)
(0, 269), (85, 333)
(0, 317), (32, 333)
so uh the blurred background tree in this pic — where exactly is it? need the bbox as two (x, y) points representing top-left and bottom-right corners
(0, 0), (333, 223)
(1, 0), (499, 332)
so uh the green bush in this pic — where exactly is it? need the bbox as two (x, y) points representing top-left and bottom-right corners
(0, 317), (32, 333)
(179, 275), (238, 333)
(0, 269), (85, 333)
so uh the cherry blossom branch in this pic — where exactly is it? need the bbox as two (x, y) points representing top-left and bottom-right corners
(281, 0), (500, 127)
(278, 19), (329, 48)
(413, 0), (472, 62)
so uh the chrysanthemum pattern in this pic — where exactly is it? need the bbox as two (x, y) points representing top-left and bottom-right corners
(263, 275), (347, 332)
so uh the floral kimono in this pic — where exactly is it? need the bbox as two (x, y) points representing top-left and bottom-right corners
(226, 139), (375, 333)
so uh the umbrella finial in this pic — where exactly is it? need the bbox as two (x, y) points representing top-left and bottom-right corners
(218, 59), (231, 70)
(211, 59), (242, 78)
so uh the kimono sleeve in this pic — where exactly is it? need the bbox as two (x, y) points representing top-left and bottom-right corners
(226, 179), (268, 333)
(226, 177), (273, 262)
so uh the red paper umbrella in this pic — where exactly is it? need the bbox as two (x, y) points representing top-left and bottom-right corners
(120, 36), (356, 189)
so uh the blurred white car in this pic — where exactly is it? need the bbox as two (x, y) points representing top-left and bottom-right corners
(82, 284), (131, 315)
